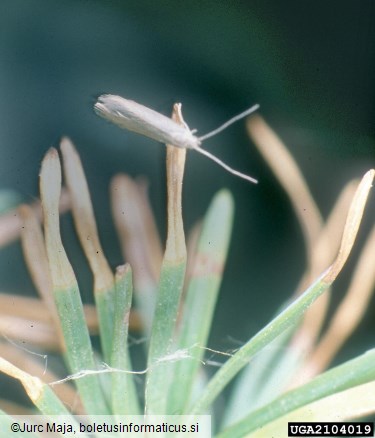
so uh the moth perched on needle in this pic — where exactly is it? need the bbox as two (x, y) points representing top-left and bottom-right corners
(94, 94), (259, 183)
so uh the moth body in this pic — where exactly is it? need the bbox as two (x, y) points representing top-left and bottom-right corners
(94, 95), (200, 150)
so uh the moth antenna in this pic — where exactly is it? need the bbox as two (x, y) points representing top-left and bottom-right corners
(193, 145), (258, 184)
(198, 104), (260, 142)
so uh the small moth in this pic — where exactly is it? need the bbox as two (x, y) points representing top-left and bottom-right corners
(94, 94), (259, 183)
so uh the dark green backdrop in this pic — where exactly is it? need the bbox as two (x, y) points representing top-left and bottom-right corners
(0, 0), (374, 401)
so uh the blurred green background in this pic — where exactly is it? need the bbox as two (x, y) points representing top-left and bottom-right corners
(0, 0), (374, 396)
